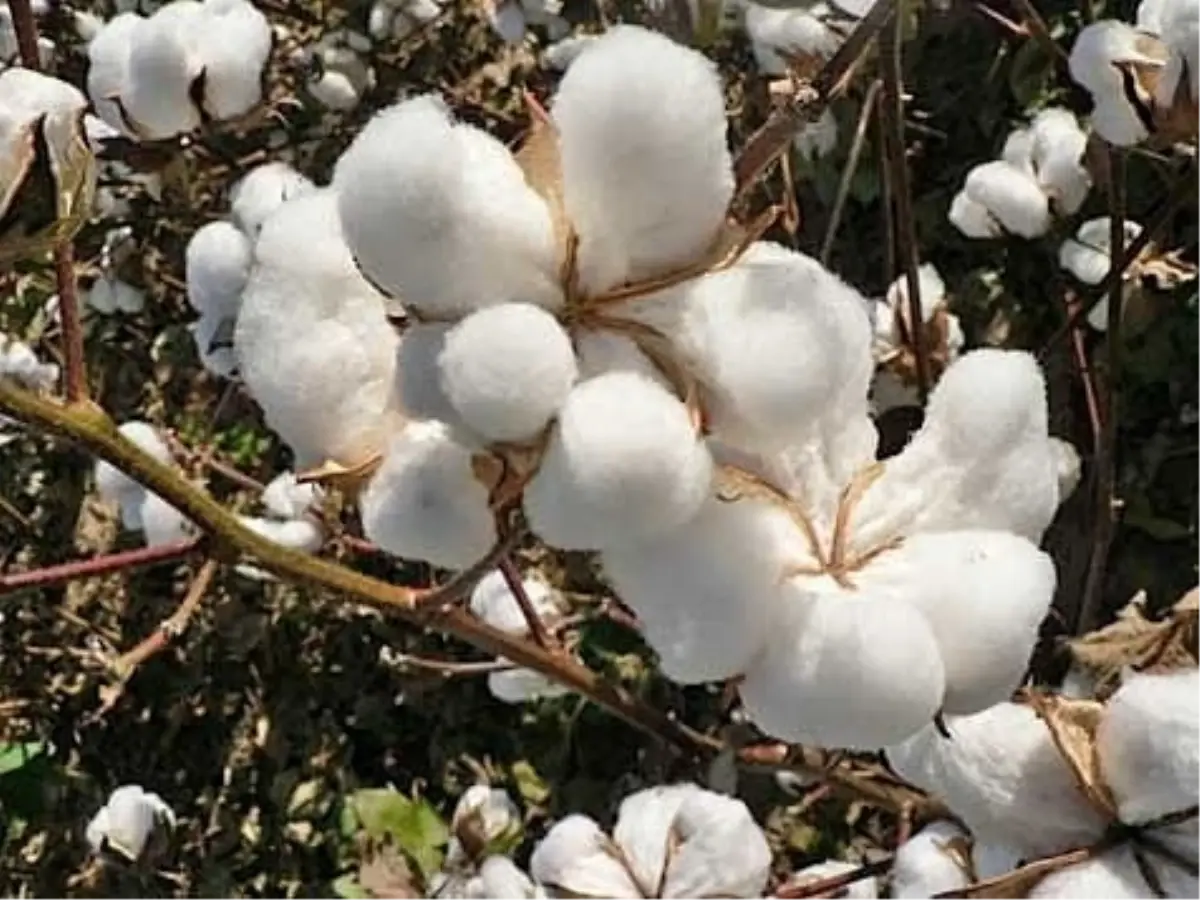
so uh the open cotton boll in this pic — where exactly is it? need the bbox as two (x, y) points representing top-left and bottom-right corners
(394, 323), (471, 434)
(470, 569), (563, 635)
(95, 421), (173, 512)
(334, 95), (560, 318)
(739, 585), (946, 749)
(675, 243), (870, 449)
(961, 161), (1051, 238)
(86, 13), (144, 134)
(1028, 845), (1195, 899)
(139, 490), (192, 546)
(86, 785), (175, 863)
(601, 497), (807, 683)
(240, 516), (324, 553)
(885, 262), (946, 317)
(438, 303), (578, 444)
(1154, 0), (1198, 103)
(890, 821), (972, 898)
(793, 108), (839, 161)
(573, 331), (666, 386)
(87, 276), (145, 314)
(360, 421), (495, 570)
(887, 703), (1107, 857)
(123, 7), (204, 138)
(229, 162), (315, 238)
(1069, 21), (1160, 147)
(191, 0), (271, 119)
(531, 815), (643, 897)
(1059, 217), (1143, 287)
(949, 190), (1003, 239)
(778, 860), (878, 899)
(1097, 669), (1199, 826)
(185, 220), (252, 319)
(523, 371), (713, 550)
(551, 26), (733, 294)
(235, 189), (403, 468)
(743, 3), (842, 76)
(431, 856), (541, 899)
(261, 471), (320, 520)
(859, 530), (1056, 715)
(1029, 107), (1091, 215)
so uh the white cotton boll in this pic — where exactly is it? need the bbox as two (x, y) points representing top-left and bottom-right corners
(551, 25), (734, 294)
(600, 497), (803, 683)
(658, 788), (772, 897)
(1051, 437), (1082, 501)
(85, 13), (144, 135)
(531, 815), (641, 897)
(744, 4), (841, 76)
(1156, 0), (1198, 102)
(185, 220), (253, 319)
(359, 421), (496, 569)
(261, 471), (320, 520)
(573, 331), (665, 385)
(229, 162), (315, 239)
(487, 667), (569, 704)
(334, 95), (560, 318)
(1059, 216), (1143, 286)
(886, 703), (1107, 857)
(86, 277), (144, 315)
(949, 190), (1002, 239)
(779, 860), (878, 899)
(438, 304), (578, 444)
(739, 585), (946, 750)
(307, 69), (363, 110)
(543, 34), (598, 71)
(190, 312), (237, 376)
(239, 515), (324, 552)
(1097, 669), (1199, 826)
(890, 821), (971, 898)
(0, 68), (87, 142)
(961, 161), (1050, 238)
(675, 243), (871, 448)
(1001, 124), (1036, 175)
(86, 785), (175, 862)
(139, 491), (191, 546)
(793, 108), (839, 161)
(394, 323), (470, 432)
(476, 857), (539, 897)
(123, 7), (204, 139)
(1069, 22), (1157, 147)
(859, 530), (1056, 715)
(1027, 846), (1189, 899)
(469, 569), (562, 635)
(523, 372), (712, 551)
(95, 421), (172, 510)
(192, 0), (271, 119)
(235, 189), (403, 468)
(1029, 107), (1091, 215)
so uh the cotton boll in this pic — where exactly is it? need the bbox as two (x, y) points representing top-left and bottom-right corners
(359, 421), (496, 569)
(523, 371), (713, 550)
(886, 703), (1107, 857)
(123, 7), (204, 138)
(1059, 217), (1143, 286)
(438, 303), (578, 444)
(573, 331), (665, 385)
(552, 26), (733, 294)
(793, 108), (839, 161)
(229, 163), (315, 238)
(1028, 846), (1189, 899)
(240, 515), (324, 553)
(743, 3), (841, 76)
(780, 860), (878, 899)
(86, 785), (175, 862)
(543, 34), (598, 71)
(890, 821), (972, 898)
(334, 95), (560, 318)
(469, 568), (563, 635)
(86, 13), (144, 134)
(658, 787), (772, 897)
(95, 421), (173, 510)
(1069, 22), (1159, 146)
(949, 190), (1002, 239)
(601, 497), (805, 683)
(961, 161), (1051, 238)
(140, 491), (191, 546)
(1050, 437), (1082, 501)
(739, 585), (946, 749)
(1156, 0), (1198, 103)
(1029, 107), (1091, 215)
(192, 0), (271, 119)
(394, 323), (469, 432)
(87, 277), (145, 314)
(261, 471), (320, 520)
(859, 531), (1056, 715)
(185, 220), (252, 319)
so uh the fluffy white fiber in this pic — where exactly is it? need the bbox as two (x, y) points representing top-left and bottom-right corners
(185, 220), (252, 321)
(523, 371), (713, 551)
(1059, 216), (1144, 287)
(958, 161), (1051, 239)
(234, 189), (404, 468)
(394, 323), (470, 435)
(334, 94), (560, 318)
(1068, 21), (1162, 147)
(780, 860), (878, 899)
(1029, 845), (1197, 899)
(121, 5), (204, 139)
(190, 0), (272, 120)
(438, 303), (578, 444)
(743, 2), (842, 76)
(359, 421), (495, 570)
(469, 569), (568, 703)
(85, 12), (144, 134)
(229, 162), (315, 238)
(551, 25), (734, 294)
(1025, 108), (1092, 215)
(95, 421), (173, 527)
(889, 821), (971, 898)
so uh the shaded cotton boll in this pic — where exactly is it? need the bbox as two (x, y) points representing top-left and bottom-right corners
(890, 821), (972, 898)
(85, 13), (145, 134)
(551, 26), (734, 293)
(235, 189), (403, 468)
(778, 860), (878, 899)
(95, 421), (172, 518)
(739, 585), (946, 749)
(438, 303), (578, 444)
(961, 161), (1051, 238)
(1051, 437), (1082, 501)
(138, 490), (192, 546)
(600, 497), (806, 683)
(886, 703), (1107, 857)
(261, 471), (320, 520)
(334, 95), (560, 318)
(1069, 21), (1159, 147)
(123, 6), (205, 139)
(395, 323), (470, 435)
(360, 421), (496, 570)
(743, 2), (842, 75)
(1028, 845), (1194, 899)
(949, 190), (1003, 239)
(185, 220), (253, 320)
(87, 277), (145, 314)
(229, 162), (315, 239)
(1097, 669), (1199, 826)
(859, 530), (1056, 715)
(523, 372), (713, 550)
(192, 0), (271, 119)
(573, 331), (665, 386)
(1029, 107), (1092, 215)
(1154, 0), (1198, 103)
(793, 108), (839, 161)
(86, 785), (175, 863)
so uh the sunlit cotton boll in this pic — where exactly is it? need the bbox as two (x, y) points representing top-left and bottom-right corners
(190, 0), (271, 120)
(229, 162), (315, 238)
(87, 276), (145, 314)
(742, 2), (842, 76)
(551, 25), (734, 294)
(438, 303), (578, 444)
(360, 421), (496, 570)
(394, 323), (470, 434)
(86, 785), (175, 863)
(122, 4), (205, 139)
(889, 821), (972, 898)
(85, 12), (145, 134)
(334, 94), (560, 318)
(886, 703), (1108, 858)
(185, 220), (252, 321)
(1027, 108), (1092, 216)
(738, 585), (946, 750)
(523, 371), (713, 551)
(1069, 21), (1162, 147)
(957, 161), (1051, 238)
(469, 570), (568, 703)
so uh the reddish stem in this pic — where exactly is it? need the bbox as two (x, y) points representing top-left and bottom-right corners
(1, 537), (202, 596)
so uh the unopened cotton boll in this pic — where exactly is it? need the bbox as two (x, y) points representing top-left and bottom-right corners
(360, 421), (496, 569)
(185, 220), (253, 319)
(229, 162), (315, 238)
(438, 303), (578, 444)
(123, 7), (204, 139)
(890, 821), (972, 898)
(334, 95), (560, 318)
(887, 703), (1107, 857)
(793, 108), (839, 161)
(600, 497), (803, 683)
(573, 331), (665, 385)
(469, 569), (562, 635)
(739, 585), (946, 749)
(523, 371), (713, 550)
(961, 161), (1051, 238)
(551, 26), (734, 294)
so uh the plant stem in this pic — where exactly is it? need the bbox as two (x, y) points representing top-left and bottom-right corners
(776, 857), (893, 898)
(498, 554), (554, 649)
(7, 0), (40, 71)
(820, 79), (883, 266)
(1, 537), (202, 597)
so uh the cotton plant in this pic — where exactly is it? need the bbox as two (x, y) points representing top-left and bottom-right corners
(429, 785), (538, 897)
(297, 29), (375, 111)
(484, 0), (569, 46)
(94, 421), (192, 545)
(85, 784), (176, 865)
(85, 0), (273, 141)
(887, 669), (1199, 897)
(367, 0), (444, 42)
(949, 107), (1092, 240)
(467, 569), (569, 703)
(529, 782), (772, 897)
(1069, 0), (1198, 147)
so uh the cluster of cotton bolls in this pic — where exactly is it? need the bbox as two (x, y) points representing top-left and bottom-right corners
(86, 784), (176, 865)
(85, 0), (272, 141)
(93, 421), (193, 546)
(887, 667), (1199, 898)
(295, 28), (376, 112)
(185, 162), (314, 375)
(949, 107), (1091, 240)
(1069, 0), (1198, 147)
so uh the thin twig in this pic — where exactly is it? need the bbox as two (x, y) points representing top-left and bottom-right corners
(1007, 0), (1070, 65)
(776, 857), (893, 898)
(390, 654), (518, 676)
(498, 555), (554, 649)
(820, 79), (883, 266)
(1, 536), (202, 597)
(1066, 291), (1103, 454)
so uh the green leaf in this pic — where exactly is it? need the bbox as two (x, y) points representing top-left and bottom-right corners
(511, 761), (550, 806)
(344, 789), (448, 881)
(1008, 39), (1056, 108)
(332, 874), (370, 899)
(0, 742), (47, 778)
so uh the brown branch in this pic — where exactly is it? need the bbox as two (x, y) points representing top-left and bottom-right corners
(498, 554), (554, 649)
(1066, 291), (1103, 455)
(1008, 0), (1071, 65)
(820, 79), (883, 266)
(1, 536), (202, 597)
(776, 857), (893, 899)
(7, 0), (40, 72)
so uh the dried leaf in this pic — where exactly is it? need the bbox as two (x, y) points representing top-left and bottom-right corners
(295, 453), (382, 498)
(514, 94), (573, 281)
(357, 844), (421, 899)
(941, 846), (1096, 899)
(1022, 690), (1118, 821)
(885, 305), (956, 387)
(471, 440), (543, 512)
